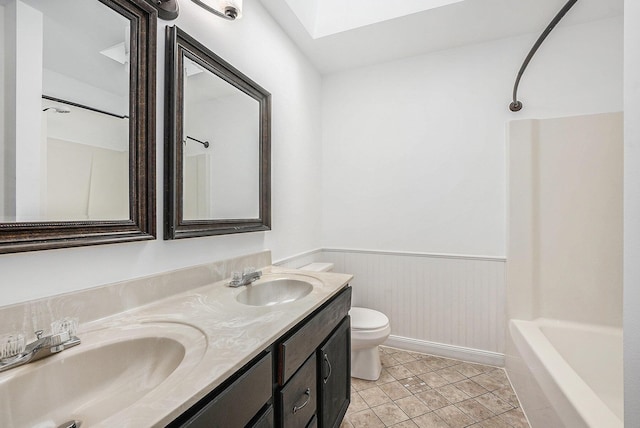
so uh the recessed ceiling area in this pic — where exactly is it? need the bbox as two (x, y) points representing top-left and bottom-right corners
(260, 0), (624, 74)
(284, 0), (465, 39)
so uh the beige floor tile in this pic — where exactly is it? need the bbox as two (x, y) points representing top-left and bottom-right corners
(455, 398), (496, 422)
(393, 351), (419, 364)
(340, 417), (355, 428)
(387, 364), (415, 381)
(347, 391), (370, 414)
(418, 371), (450, 388)
(376, 369), (398, 385)
(451, 362), (484, 377)
(422, 356), (454, 370)
(379, 380), (413, 400)
(394, 395), (431, 418)
(434, 384), (471, 404)
(401, 376), (430, 394)
(476, 415), (511, 428)
(351, 377), (377, 392)
(435, 366), (467, 383)
(371, 402), (410, 426)
(475, 392), (514, 414)
(486, 368), (510, 383)
(381, 353), (402, 368)
(343, 348), (529, 428)
(403, 359), (432, 376)
(411, 411), (450, 428)
(414, 389), (451, 411)
(347, 408), (386, 428)
(390, 420), (419, 428)
(472, 373), (507, 392)
(434, 404), (475, 428)
(454, 378), (489, 398)
(359, 385), (392, 407)
(493, 385), (520, 408)
(498, 408), (530, 428)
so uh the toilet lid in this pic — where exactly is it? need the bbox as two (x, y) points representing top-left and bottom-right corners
(350, 307), (389, 330)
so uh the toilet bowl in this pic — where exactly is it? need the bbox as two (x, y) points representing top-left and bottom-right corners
(350, 306), (390, 380)
(299, 262), (391, 381)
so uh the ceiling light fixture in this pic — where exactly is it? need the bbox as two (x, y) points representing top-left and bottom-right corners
(192, 0), (243, 20)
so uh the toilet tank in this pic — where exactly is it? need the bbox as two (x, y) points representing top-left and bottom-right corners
(299, 262), (334, 272)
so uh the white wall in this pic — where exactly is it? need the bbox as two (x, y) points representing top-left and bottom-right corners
(0, 1), (323, 306)
(322, 17), (623, 257)
(317, 17), (622, 360)
(624, 0), (640, 424)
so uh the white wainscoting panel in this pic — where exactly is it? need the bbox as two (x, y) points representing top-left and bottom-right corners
(275, 248), (507, 365)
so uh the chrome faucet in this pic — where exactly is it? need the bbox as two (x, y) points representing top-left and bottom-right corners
(0, 324), (81, 373)
(228, 268), (262, 287)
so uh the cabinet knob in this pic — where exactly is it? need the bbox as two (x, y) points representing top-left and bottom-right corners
(292, 387), (311, 414)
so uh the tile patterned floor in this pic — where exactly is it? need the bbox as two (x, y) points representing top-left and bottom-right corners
(340, 347), (530, 428)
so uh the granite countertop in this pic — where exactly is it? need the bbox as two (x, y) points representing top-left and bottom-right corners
(71, 265), (353, 427)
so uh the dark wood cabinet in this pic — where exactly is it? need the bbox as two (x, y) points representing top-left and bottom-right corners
(169, 352), (273, 428)
(170, 286), (351, 428)
(318, 317), (351, 428)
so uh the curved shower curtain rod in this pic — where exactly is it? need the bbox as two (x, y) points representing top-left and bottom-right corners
(509, 0), (579, 112)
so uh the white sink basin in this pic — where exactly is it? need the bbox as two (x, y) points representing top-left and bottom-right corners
(236, 278), (314, 306)
(0, 322), (206, 427)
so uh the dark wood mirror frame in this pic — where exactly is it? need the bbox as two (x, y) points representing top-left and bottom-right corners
(164, 26), (271, 240)
(0, 0), (157, 254)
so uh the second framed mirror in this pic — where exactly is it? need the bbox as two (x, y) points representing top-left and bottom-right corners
(164, 26), (271, 239)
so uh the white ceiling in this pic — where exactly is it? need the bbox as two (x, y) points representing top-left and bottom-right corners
(259, 0), (624, 74)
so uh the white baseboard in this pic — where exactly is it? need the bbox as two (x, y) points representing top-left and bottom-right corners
(384, 335), (505, 368)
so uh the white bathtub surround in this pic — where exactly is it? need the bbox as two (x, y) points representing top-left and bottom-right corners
(507, 319), (622, 428)
(506, 113), (624, 427)
(276, 248), (506, 366)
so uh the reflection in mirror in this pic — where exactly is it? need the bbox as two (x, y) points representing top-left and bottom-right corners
(182, 56), (260, 220)
(0, 0), (156, 253)
(165, 26), (271, 239)
(1, 0), (130, 222)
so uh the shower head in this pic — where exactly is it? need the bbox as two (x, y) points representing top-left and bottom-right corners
(42, 107), (71, 113)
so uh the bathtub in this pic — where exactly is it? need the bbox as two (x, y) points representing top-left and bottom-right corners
(506, 318), (623, 428)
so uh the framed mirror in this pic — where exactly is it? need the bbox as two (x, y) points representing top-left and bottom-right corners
(164, 26), (271, 239)
(0, 0), (156, 253)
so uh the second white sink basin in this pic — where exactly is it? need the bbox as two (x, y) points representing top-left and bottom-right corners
(236, 278), (314, 306)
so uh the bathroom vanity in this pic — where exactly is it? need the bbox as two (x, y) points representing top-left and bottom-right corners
(0, 251), (353, 428)
(170, 286), (351, 428)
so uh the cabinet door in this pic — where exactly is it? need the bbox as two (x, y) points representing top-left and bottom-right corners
(318, 317), (350, 428)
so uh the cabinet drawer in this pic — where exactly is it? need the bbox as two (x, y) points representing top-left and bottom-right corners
(278, 286), (351, 385)
(181, 352), (273, 428)
(279, 354), (317, 427)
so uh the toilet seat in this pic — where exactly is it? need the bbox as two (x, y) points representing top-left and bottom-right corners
(350, 307), (389, 330)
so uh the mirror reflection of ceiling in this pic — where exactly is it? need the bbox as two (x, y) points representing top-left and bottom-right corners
(16, 0), (129, 109)
(184, 57), (241, 105)
(260, 0), (624, 73)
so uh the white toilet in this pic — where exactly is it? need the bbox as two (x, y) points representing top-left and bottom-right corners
(300, 263), (391, 381)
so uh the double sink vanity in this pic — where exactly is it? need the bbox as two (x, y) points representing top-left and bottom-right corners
(0, 251), (353, 427)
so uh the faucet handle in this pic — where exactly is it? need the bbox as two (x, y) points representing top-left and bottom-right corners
(243, 266), (256, 276)
(0, 333), (25, 360)
(51, 317), (79, 338)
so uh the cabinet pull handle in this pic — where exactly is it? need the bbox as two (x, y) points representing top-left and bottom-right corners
(292, 387), (311, 414)
(323, 353), (332, 384)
